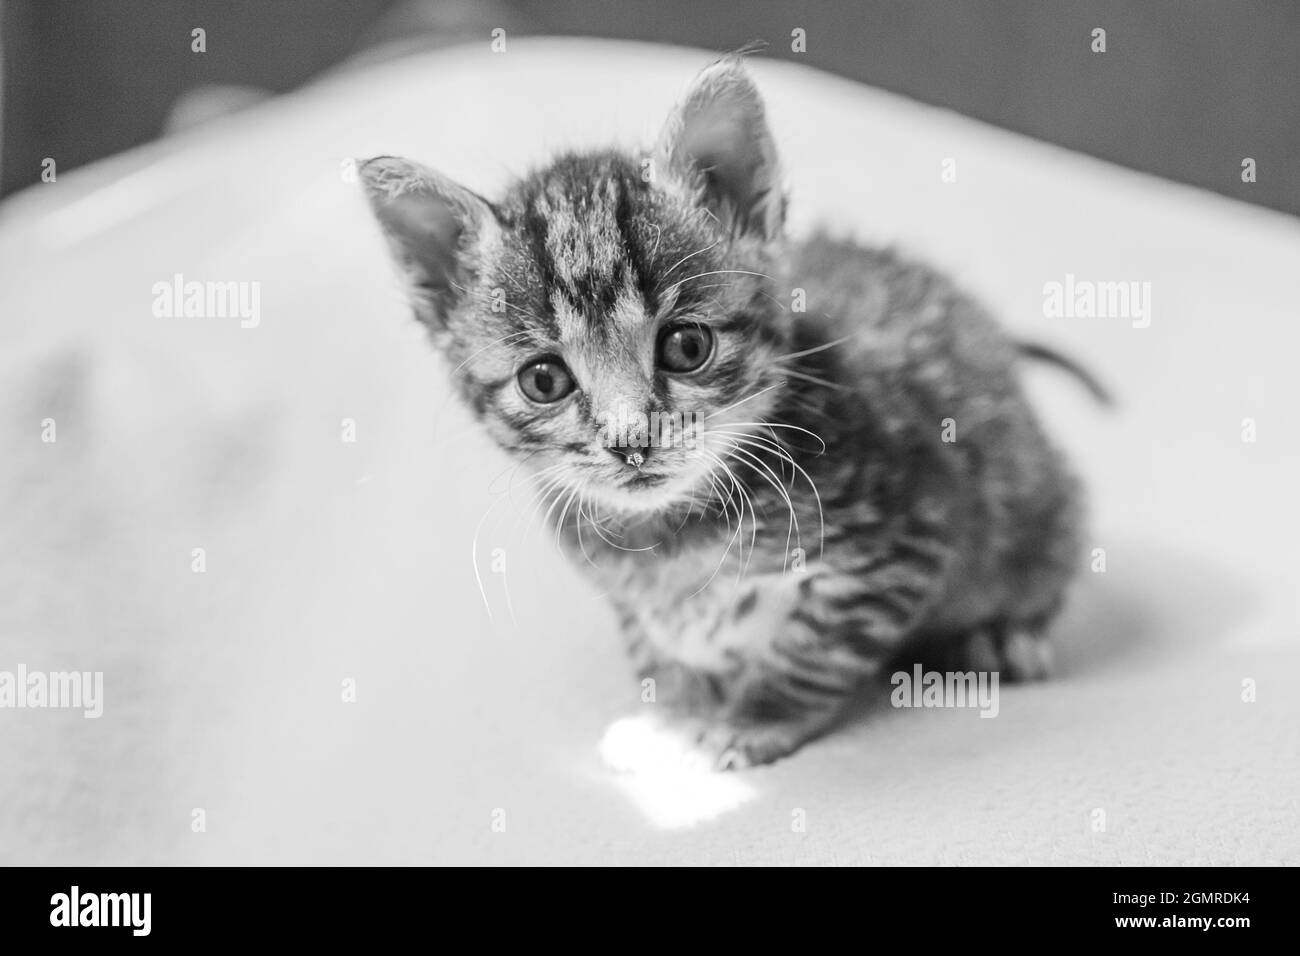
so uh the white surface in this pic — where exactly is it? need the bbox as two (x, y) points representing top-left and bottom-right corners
(1, 38), (1298, 864)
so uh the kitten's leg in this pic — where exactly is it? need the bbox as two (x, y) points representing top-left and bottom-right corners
(994, 625), (1055, 681)
(605, 547), (950, 772)
(600, 647), (855, 774)
(717, 537), (959, 767)
(915, 619), (1056, 683)
(694, 638), (865, 770)
(698, 584), (926, 770)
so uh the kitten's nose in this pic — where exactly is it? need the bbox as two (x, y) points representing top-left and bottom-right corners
(606, 440), (651, 469)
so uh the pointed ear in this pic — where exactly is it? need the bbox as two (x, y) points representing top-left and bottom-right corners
(359, 156), (496, 327)
(656, 57), (784, 241)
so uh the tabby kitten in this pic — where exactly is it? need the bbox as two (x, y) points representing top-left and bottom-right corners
(361, 57), (1084, 769)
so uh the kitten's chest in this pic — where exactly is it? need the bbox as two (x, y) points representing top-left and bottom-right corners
(594, 542), (801, 672)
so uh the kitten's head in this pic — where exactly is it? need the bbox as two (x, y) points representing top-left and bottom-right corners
(361, 58), (790, 515)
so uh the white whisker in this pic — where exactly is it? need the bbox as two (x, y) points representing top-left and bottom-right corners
(704, 383), (784, 421)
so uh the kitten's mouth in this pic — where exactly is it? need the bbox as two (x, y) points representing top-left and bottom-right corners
(621, 472), (668, 488)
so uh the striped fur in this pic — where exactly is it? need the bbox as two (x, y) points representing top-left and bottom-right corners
(361, 58), (1084, 769)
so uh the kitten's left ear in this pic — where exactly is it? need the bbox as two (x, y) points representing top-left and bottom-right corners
(656, 57), (785, 241)
(359, 156), (497, 328)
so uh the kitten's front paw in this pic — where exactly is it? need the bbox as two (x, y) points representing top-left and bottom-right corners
(699, 723), (807, 770)
(599, 713), (803, 773)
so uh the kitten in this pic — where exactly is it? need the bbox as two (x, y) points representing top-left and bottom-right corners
(361, 56), (1088, 769)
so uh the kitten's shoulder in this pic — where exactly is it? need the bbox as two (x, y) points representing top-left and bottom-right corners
(784, 229), (1018, 406)
(789, 230), (1005, 339)
(788, 231), (958, 311)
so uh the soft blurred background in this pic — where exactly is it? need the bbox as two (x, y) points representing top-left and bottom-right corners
(1, 0), (1297, 216)
(2, 0), (1298, 866)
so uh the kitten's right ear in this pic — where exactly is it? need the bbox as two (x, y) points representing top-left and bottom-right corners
(656, 57), (784, 242)
(359, 156), (496, 328)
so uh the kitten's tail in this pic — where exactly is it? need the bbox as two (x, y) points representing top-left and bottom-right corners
(1015, 341), (1115, 407)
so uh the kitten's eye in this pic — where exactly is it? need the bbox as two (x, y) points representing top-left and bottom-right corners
(517, 357), (575, 404)
(657, 323), (714, 373)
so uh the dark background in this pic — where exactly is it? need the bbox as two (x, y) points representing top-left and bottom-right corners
(2, 0), (1296, 216)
